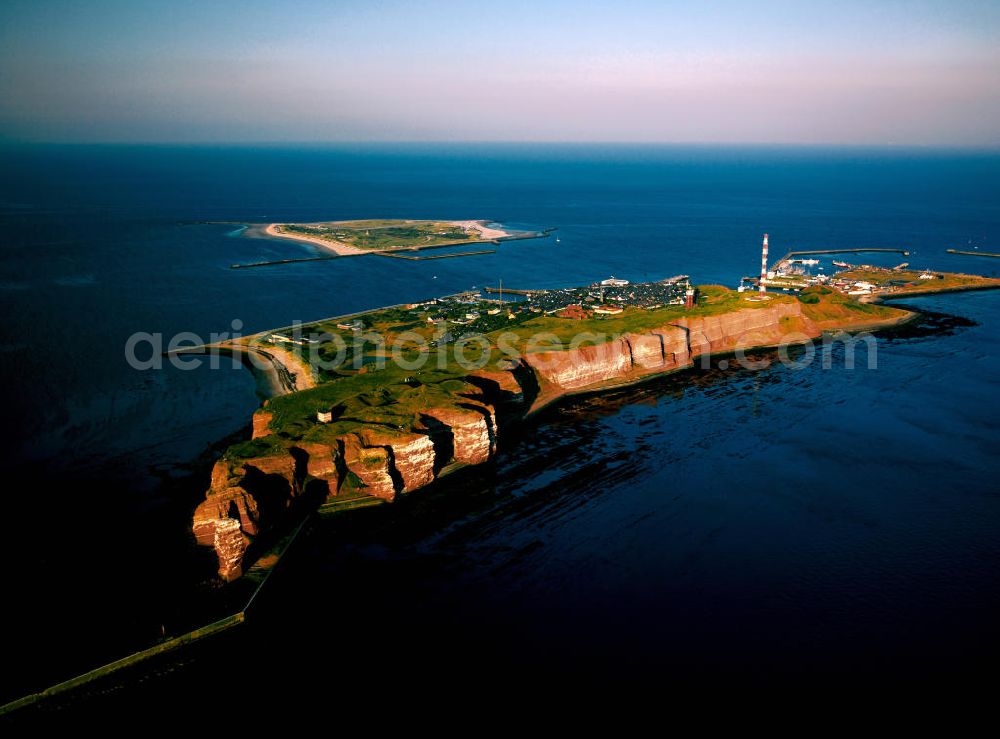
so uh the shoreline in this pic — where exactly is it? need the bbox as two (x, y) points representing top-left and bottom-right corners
(177, 284), (992, 638)
(524, 308), (920, 416)
(866, 282), (1000, 302)
(240, 344), (317, 396)
(264, 223), (367, 256)
(171, 343), (316, 397)
(9, 282), (989, 715)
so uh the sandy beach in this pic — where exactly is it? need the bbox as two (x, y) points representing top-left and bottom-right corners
(264, 223), (367, 256)
(255, 344), (317, 393)
(451, 220), (511, 240)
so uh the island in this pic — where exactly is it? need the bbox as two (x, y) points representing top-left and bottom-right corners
(264, 218), (513, 256)
(189, 267), (1000, 582)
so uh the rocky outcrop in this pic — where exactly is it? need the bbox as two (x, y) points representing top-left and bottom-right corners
(469, 366), (525, 403)
(213, 518), (248, 582)
(194, 383), (514, 578)
(525, 337), (633, 391)
(622, 327), (693, 373)
(356, 429), (437, 493)
(423, 403), (495, 465)
(194, 300), (824, 583)
(625, 332), (666, 369)
(673, 302), (813, 357)
(251, 409), (273, 439)
(192, 460), (260, 545)
(651, 325), (691, 367)
(341, 434), (397, 501)
(525, 303), (813, 397)
(192, 485), (261, 547)
(296, 442), (339, 482)
(192, 452), (303, 580)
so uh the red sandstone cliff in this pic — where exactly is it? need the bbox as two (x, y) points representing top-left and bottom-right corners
(251, 408), (273, 439)
(524, 302), (817, 403)
(192, 450), (305, 580)
(672, 302), (811, 357)
(194, 301), (821, 582)
(193, 376), (514, 580)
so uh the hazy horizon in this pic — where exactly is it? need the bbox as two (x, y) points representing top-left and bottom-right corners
(2, 0), (998, 146)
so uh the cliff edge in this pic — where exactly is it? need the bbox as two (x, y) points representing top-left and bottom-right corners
(193, 290), (908, 581)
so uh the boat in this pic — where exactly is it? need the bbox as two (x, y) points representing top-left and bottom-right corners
(832, 260), (850, 268)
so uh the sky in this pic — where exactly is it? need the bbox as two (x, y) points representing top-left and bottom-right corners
(1, 0), (998, 145)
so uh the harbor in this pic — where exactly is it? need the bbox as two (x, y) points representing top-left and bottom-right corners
(737, 235), (998, 300)
(770, 247), (910, 273)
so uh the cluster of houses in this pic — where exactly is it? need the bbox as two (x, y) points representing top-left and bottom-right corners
(399, 275), (693, 336)
(263, 275), (699, 354)
(523, 275), (692, 314)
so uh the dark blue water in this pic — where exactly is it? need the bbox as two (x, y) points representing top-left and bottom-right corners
(1, 144), (998, 699)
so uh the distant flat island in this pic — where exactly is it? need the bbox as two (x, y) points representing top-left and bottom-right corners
(265, 218), (512, 256)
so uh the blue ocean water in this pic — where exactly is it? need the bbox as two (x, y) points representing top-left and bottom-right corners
(1, 144), (998, 696)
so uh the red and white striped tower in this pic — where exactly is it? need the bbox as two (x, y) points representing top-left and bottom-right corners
(759, 233), (769, 294)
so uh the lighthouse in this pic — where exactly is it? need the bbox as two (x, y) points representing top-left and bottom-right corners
(759, 233), (769, 294)
(685, 285), (695, 309)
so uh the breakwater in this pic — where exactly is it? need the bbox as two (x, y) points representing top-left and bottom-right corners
(772, 247), (909, 271)
(231, 256), (338, 269)
(946, 248), (1000, 258)
(373, 248), (497, 260)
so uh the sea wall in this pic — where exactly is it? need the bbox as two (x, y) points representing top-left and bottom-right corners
(193, 301), (819, 581)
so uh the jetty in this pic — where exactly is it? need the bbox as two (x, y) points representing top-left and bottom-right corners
(373, 248), (497, 261)
(231, 256), (339, 269)
(946, 248), (1000, 259)
(483, 286), (543, 296)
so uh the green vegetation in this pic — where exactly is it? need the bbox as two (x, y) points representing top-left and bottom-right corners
(265, 363), (470, 440)
(515, 285), (792, 348)
(280, 219), (486, 250)
(796, 285), (901, 323)
(236, 283), (932, 457)
(224, 435), (290, 461)
(251, 285), (807, 443)
(839, 268), (1000, 291)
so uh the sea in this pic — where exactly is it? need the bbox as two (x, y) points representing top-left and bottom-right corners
(1, 144), (999, 702)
